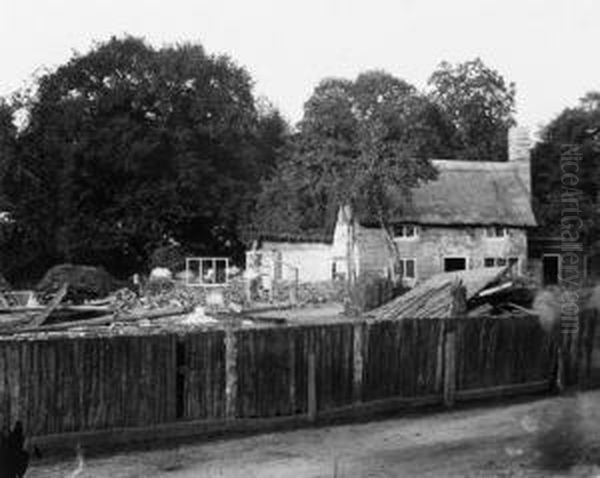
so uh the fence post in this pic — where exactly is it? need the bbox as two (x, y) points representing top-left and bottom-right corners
(289, 269), (298, 306)
(307, 351), (317, 421)
(443, 327), (457, 407)
(225, 329), (238, 419)
(444, 280), (466, 407)
(353, 322), (364, 403)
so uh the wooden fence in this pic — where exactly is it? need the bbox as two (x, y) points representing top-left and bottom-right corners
(0, 313), (571, 443)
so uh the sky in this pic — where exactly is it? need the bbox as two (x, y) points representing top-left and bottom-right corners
(1, 0), (598, 135)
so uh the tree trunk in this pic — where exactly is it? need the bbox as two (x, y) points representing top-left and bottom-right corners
(344, 206), (359, 315)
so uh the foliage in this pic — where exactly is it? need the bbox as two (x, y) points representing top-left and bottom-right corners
(0, 100), (20, 275)
(531, 92), (600, 248)
(2, 36), (287, 280)
(428, 58), (516, 161)
(149, 243), (187, 272)
(252, 71), (443, 238)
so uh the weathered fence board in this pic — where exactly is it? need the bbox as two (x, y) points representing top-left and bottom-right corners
(577, 310), (600, 388)
(309, 323), (355, 411)
(363, 319), (444, 401)
(236, 327), (297, 418)
(455, 317), (555, 392)
(0, 312), (582, 441)
(180, 330), (226, 420)
(0, 335), (177, 437)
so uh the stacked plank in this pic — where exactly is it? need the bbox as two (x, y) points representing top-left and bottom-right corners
(367, 267), (509, 321)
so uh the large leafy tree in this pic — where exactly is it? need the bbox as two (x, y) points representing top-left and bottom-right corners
(0, 100), (20, 274)
(531, 92), (600, 250)
(0, 100), (17, 210)
(252, 71), (442, 279)
(4, 36), (285, 279)
(253, 72), (446, 235)
(428, 58), (516, 161)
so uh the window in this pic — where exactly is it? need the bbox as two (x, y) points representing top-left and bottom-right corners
(185, 257), (229, 286)
(394, 258), (416, 279)
(393, 224), (419, 240)
(444, 257), (467, 272)
(485, 226), (508, 239)
(484, 257), (519, 271)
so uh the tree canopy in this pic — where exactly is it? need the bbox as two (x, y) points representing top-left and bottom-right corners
(1, 36), (287, 280)
(531, 92), (600, 248)
(252, 59), (516, 239)
(428, 58), (516, 161)
(0, 47), (518, 282)
(252, 71), (444, 239)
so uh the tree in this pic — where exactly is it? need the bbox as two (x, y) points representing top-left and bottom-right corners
(531, 92), (600, 250)
(0, 99), (17, 211)
(253, 71), (440, 290)
(4, 36), (286, 280)
(428, 58), (516, 161)
(0, 100), (21, 276)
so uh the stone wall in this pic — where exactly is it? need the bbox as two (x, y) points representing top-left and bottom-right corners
(360, 225), (528, 282)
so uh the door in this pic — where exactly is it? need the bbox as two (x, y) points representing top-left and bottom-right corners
(542, 254), (560, 286)
(444, 257), (466, 272)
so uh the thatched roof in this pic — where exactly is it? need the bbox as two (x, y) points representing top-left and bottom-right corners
(367, 266), (509, 320)
(358, 160), (536, 227)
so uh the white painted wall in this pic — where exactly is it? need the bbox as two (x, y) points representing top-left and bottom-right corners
(261, 241), (334, 282)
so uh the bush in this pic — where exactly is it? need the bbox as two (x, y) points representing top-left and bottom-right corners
(149, 245), (186, 272)
(36, 264), (119, 303)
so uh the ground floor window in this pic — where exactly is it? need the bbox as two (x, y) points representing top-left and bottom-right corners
(444, 257), (467, 272)
(394, 258), (416, 279)
(484, 257), (519, 271)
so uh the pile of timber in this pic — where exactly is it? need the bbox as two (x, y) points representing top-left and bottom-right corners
(368, 266), (536, 321)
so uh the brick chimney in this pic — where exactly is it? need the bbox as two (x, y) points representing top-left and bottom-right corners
(508, 126), (532, 195)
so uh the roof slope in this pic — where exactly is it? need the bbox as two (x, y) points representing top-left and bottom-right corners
(360, 160), (537, 227)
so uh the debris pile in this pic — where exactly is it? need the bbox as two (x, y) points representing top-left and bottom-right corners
(36, 264), (120, 303)
(368, 266), (536, 320)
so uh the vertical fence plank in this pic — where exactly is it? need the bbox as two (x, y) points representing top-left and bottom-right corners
(353, 322), (364, 403)
(307, 351), (316, 421)
(225, 329), (237, 419)
(443, 326), (456, 407)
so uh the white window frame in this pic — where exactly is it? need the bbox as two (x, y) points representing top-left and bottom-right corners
(185, 257), (230, 287)
(395, 257), (417, 280)
(483, 256), (520, 273)
(393, 224), (419, 241)
(484, 226), (509, 239)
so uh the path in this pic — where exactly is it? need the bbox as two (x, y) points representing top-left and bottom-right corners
(28, 390), (600, 477)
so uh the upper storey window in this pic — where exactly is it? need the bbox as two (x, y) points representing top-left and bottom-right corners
(393, 224), (419, 240)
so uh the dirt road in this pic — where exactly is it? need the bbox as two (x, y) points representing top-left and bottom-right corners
(28, 391), (600, 477)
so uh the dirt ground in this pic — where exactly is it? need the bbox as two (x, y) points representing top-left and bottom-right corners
(28, 390), (600, 477)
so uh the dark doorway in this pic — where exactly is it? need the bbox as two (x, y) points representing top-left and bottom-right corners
(444, 257), (466, 272)
(542, 254), (560, 286)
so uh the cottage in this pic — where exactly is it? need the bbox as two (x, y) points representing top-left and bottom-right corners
(253, 127), (537, 286)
